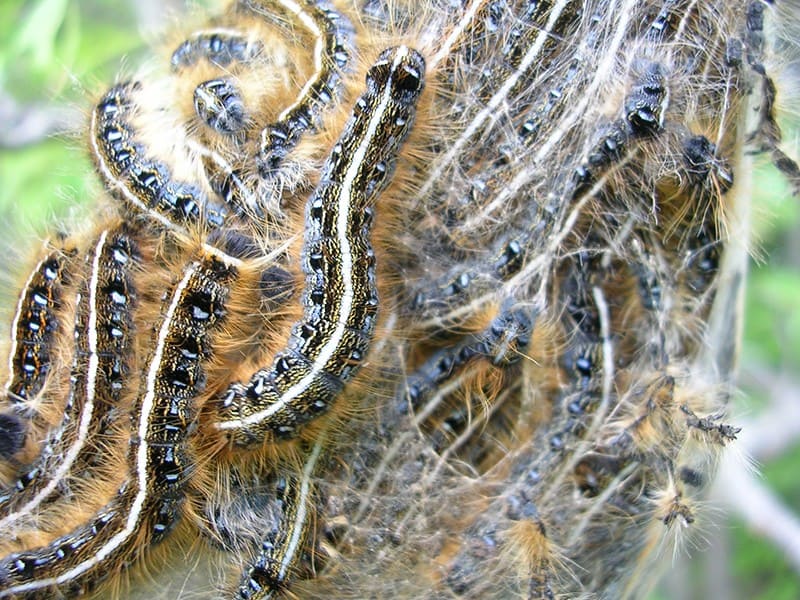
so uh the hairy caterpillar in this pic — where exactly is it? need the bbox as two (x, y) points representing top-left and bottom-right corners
(0, 228), (138, 534)
(0, 0), (797, 599)
(215, 45), (425, 444)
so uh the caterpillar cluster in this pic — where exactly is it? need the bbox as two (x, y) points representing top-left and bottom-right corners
(0, 1), (796, 599)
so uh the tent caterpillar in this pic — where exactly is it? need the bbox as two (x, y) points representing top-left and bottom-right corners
(215, 45), (425, 444)
(0, 245), (77, 466)
(90, 83), (229, 233)
(252, 0), (354, 176)
(1, 1), (797, 598)
(3, 251), (71, 406)
(171, 30), (263, 72)
(0, 228), (138, 533)
(0, 254), (235, 598)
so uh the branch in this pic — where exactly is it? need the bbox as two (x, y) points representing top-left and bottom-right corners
(713, 453), (800, 573)
(0, 91), (79, 148)
(738, 366), (800, 460)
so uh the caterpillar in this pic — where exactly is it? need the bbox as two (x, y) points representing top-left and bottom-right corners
(0, 228), (138, 533)
(214, 45), (425, 444)
(1, 1), (796, 599)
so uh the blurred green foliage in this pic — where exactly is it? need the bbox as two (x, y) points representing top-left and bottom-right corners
(729, 442), (800, 600)
(738, 125), (800, 600)
(1, 1), (798, 598)
(746, 157), (800, 372)
(0, 0), (143, 229)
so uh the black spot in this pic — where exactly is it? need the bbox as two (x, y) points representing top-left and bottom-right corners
(0, 412), (26, 459)
(168, 362), (194, 390)
(286, 103), (313, 135)
(177, 335), (200, 361)
(42, 258), (60, 281)
(129, 160), (170, 207)
(152, 498), (181, 540)
(158, 182), (205, 223)
(494, 238), (522, 276)
(185, 289), (223, 323)
(725, 38), (744, 67)
(575, 355), (592, 377)
(260, 266), (295, 306)
(102, 123), (125, 145)
(104, 280), (128, 306)
(679, 466), (704, 487)
(207, 230), (261, 260)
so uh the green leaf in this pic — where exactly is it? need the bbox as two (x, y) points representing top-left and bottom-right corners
(13, 0), (70, 69)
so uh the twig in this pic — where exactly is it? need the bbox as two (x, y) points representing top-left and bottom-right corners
(738, 366), (800, 460)
(713, 452), (800, 573)
(0, 91), (79, 148)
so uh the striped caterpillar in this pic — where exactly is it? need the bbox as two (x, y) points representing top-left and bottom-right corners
(0, 0), (796, 599)
(214, 45), (425, 444)
(0, 229), (138, 534)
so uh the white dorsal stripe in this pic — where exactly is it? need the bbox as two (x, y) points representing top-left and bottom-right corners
(217, 46), (412, 430)
(273, 0), (326, 121)
(429, 0), (487, 70)
(0, 263), (196, 596)
(278, 438), (323, 580)
(4, 253), (50, 395)
(416, 0), (573, 204)
(0, 231), (108, 531)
